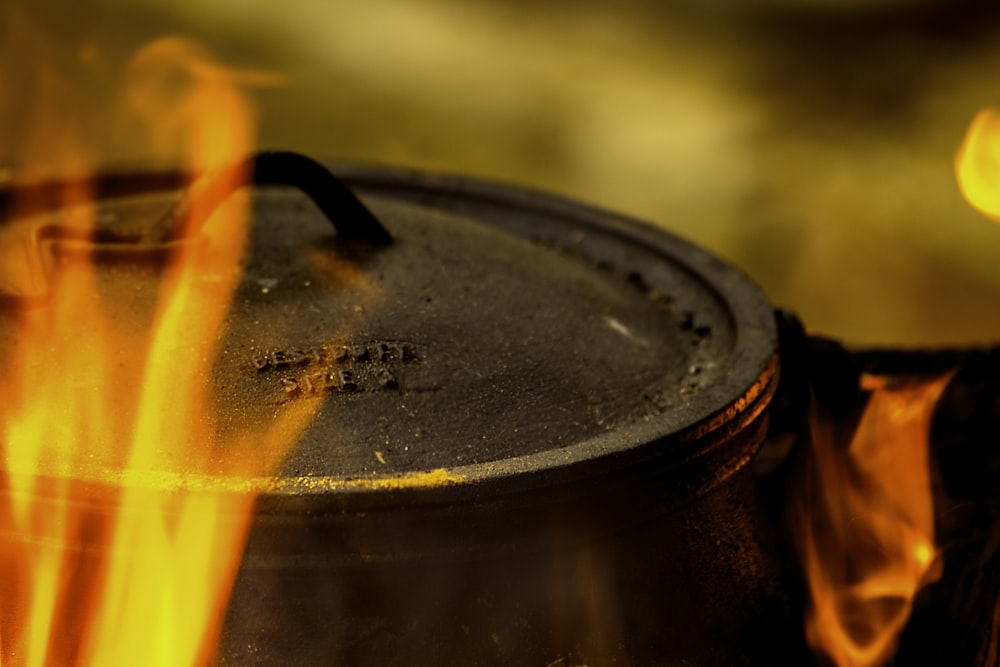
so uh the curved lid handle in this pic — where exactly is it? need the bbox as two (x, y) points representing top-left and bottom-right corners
(160, 150), (392, 244)
(0, 151), (391, 304)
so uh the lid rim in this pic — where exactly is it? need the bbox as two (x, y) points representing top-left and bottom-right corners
(246, 163), (780, 502)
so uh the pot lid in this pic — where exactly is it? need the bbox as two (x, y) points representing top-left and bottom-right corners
(0, 152), (778, 497)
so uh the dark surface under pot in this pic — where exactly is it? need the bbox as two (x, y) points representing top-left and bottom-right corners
(0, 153), (792, 665)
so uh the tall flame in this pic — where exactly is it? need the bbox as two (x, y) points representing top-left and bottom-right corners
(0, 35), (311, 666)
(791, 374), (950, 667)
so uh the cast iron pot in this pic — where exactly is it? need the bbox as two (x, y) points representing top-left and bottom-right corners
(0, 152), (786, 666)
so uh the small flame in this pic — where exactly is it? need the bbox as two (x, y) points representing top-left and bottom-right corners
(956, 108), (1000, 220)
(0, 35), (313, 666)
(791, 373), (951, 667)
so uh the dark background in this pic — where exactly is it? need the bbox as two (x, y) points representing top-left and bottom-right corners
(4, 0), (1000, 346)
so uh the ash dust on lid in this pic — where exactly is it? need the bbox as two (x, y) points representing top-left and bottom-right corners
(211, 170), (756, 486)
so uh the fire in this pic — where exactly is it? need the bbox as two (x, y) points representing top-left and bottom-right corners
(0, 36), (312, 666)
(956, 108), (1000, 220)
(792, 373), (950, 667)
(789, 107), (1000, 663)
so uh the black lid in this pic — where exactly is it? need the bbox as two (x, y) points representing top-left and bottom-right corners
(0, 153), (778, 501)
(222, 157), (777, 495)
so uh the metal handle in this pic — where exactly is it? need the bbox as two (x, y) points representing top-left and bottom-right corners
(0, 151), (391, 304)
(160, 151), (392, 244)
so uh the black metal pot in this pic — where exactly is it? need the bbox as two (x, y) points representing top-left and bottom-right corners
(0, 153), (787, 666)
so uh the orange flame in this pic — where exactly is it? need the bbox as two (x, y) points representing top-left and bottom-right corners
(792, 374), (950, 667)
(956, 108), (1000, 221)
(0, 36), (311, 666)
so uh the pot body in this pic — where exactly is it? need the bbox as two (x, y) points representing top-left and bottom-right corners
(221, 381), (790, 666)
(207, 162), (791, 666)
(0, 157), (791, 665)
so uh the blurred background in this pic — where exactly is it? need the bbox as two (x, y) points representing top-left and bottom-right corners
(3, 0), (1000, 346)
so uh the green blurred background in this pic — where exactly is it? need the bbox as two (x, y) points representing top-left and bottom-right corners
(4, 0), (1000, 346)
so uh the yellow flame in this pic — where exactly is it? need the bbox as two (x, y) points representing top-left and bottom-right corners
(792, 373), (951, 667)
(0, 36), (313, 666)
(956, 108), (1000, 220)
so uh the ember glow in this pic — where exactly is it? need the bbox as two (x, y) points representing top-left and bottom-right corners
(792, 374), (950, 667)
(0, 37), (312, 666)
